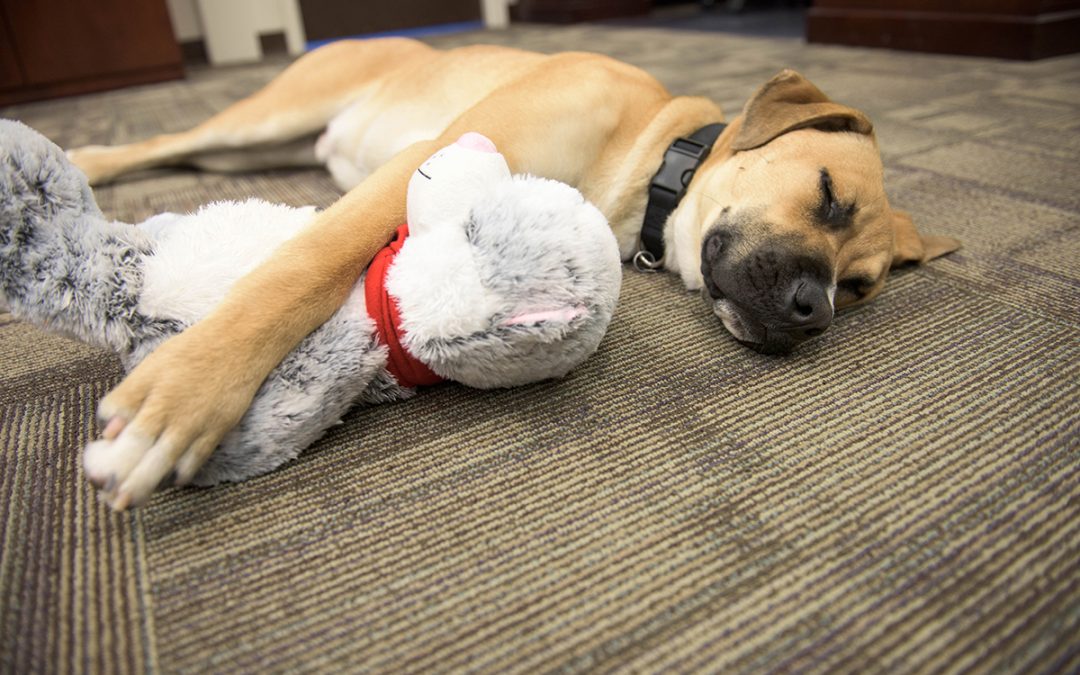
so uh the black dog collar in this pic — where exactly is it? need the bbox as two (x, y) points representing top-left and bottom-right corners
(635, 122), (727, 272)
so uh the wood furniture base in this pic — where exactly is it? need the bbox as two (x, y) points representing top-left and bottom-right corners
(807, 1), (1080, 60)
(0, 0), (182, 106)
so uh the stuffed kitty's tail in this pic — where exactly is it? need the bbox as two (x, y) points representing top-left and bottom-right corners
(0, 120), (178, 356)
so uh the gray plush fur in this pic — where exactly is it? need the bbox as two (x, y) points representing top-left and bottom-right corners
(0, 120), (621, 486)
(409, 177), (621, 388)
(0, 123), (173, 356)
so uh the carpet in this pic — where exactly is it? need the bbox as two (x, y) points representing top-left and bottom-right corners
(1, 24), (1077, 673)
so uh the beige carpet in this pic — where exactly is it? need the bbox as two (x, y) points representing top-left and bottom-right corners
(1, 25), (1078, 673)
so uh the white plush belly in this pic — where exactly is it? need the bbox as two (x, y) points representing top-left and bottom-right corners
(138, 199), (318, 324)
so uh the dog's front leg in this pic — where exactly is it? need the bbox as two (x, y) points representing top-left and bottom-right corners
(86, 140), (444, 510)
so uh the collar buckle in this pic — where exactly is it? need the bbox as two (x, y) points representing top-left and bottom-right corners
(650, 136), (713, 199)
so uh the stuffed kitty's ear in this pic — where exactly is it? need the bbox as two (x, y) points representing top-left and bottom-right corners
(732, 70), (874, 152)
(890, 210), (962, 268)
(499, 305), (587, 328)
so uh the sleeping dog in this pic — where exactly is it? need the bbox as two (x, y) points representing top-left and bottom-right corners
(65, 39), (959, 507)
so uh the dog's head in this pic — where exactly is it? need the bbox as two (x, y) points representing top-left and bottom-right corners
(670, 70), (959, 354)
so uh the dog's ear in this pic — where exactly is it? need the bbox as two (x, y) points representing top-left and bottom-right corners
(890, 210), (961, 267)
(732, 70), (874, 151)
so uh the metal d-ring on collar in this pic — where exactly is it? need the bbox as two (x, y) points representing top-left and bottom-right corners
(632, 249), (664, 272)
(634, 122), (727, 273)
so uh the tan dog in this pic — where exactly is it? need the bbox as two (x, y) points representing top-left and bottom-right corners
(66, 39), (958, 509)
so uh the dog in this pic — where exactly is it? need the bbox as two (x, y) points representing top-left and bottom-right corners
(64, 38), (958, 508)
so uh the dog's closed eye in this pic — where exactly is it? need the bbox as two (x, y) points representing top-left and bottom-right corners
(815, 168), (856, 230)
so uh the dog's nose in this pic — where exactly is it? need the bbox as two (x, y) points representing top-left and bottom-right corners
(783, 277), (833, 338)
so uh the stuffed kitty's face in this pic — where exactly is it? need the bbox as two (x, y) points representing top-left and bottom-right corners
(388, 134), (622, 389)
(407, 132), (511, 235)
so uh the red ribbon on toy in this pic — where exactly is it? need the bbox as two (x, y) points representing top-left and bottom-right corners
(364, 224), (445, 389)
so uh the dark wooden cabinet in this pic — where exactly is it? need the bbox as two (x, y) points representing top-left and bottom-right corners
(0, 0), (183, 106)
(807, 0), (1080, 60)
(0, 9), (24, 89)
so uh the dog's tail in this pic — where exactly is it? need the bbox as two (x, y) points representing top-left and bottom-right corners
(0, 120), (177, 358)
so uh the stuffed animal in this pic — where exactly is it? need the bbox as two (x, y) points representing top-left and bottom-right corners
(0, 120), (622, 493)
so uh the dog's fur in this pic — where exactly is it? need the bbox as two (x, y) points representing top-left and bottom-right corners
(65, 39), (958, 508)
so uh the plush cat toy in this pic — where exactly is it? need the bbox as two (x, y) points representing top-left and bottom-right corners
(0, 120), (621, 500)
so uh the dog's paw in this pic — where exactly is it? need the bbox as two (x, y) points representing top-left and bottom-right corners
(67, 145), (130, 186)
(84, 426), (165, 505)
(87, 326), (258, 510)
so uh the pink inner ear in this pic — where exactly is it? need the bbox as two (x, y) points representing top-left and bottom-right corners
(501, 305), (587, 327)
(455, 132), (497, 153)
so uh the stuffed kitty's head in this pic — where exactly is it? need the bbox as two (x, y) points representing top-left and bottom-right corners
(387, 133), (622, 389)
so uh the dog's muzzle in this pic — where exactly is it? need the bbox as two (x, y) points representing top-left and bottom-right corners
(701, 230), (834, 355)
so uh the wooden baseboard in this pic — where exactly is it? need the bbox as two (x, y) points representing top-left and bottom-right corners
(511, 0), (652, 23)
(299, 0), (481, 40)
(807, 3), (1080, 60)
